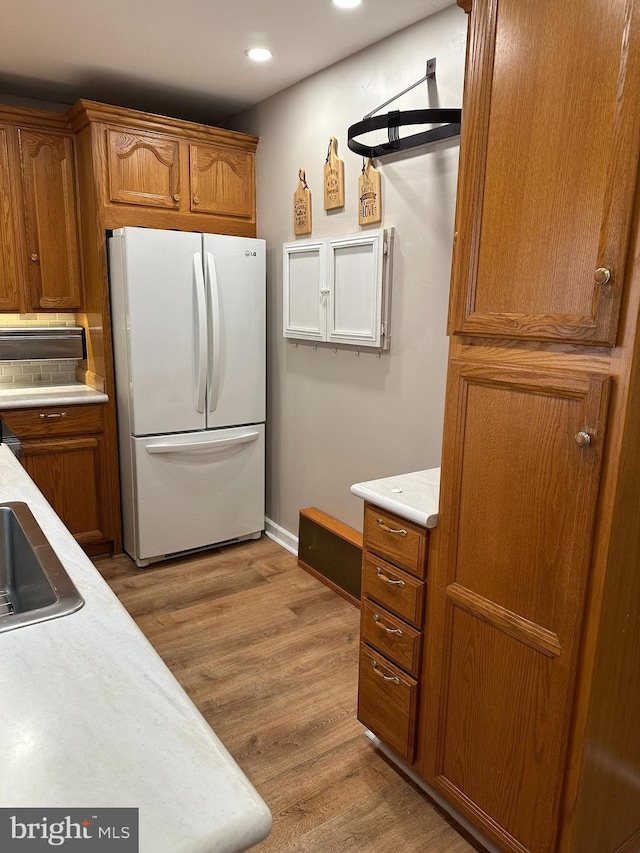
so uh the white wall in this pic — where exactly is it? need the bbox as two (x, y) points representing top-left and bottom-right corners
(230, 5), (468, 537)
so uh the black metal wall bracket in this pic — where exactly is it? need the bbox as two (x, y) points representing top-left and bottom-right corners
(347, 59), (462, 158)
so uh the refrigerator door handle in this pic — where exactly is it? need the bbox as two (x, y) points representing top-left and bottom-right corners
(205, 251), (222, 413)
(193, 254), (207, 414)
(145, 431), (260, 455)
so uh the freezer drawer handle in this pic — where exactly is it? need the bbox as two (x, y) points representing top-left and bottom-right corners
(146, 432), (260, 455)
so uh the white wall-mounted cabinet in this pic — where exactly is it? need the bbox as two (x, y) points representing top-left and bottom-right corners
(283, 228), (393, 349)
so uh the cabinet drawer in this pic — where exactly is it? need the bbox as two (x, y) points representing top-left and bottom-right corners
(1, 404), (104, 438)
(357, 643), (418, 762)
(364, 504), (427, 577)
(361, 598), (422, 677)
(362, 551), (425, 628)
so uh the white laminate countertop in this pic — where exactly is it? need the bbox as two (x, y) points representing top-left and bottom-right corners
(0, 382), (108, 409)
(0, 446), (271, 853)
(350, 468), (441, 528)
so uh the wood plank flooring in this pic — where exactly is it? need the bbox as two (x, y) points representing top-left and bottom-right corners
(95, 537), (479, 852)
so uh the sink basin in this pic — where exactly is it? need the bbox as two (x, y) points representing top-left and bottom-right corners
(0, 501), (84, 633)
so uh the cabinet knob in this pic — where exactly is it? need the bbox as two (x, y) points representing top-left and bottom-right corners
(575, 430), (592, 448)
(193, 195), (200, 205)
(173, 193), (180, 203)
(594, 267), (611, 286)
(30, 253), (39, 262)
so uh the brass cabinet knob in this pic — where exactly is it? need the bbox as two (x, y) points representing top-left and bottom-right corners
(30, 253), (39, 262)
(575, 431), (592, 448)
(594, 267), (611, 286)
(173, 193), (180, 202)
(193, 195), (200, 205)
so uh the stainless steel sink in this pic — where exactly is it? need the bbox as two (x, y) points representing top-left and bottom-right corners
(0, 502), (84, 633)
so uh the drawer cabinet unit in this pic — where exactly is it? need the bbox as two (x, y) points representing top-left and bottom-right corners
(1, 404), (112, 552)
(357, 502), (429, 763)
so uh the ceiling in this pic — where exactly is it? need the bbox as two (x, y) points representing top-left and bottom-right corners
(0, 0), (456, 123)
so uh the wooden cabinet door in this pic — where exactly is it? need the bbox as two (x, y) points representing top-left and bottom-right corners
(190, 143), (254, 221)
(424, 362), (611, 853)
(106, 128), (181, 208)
(449, 0), (640, 345)
(18, 130), (83, 311)
(21, 435), (108, 546)
(0, 125), (22, 311)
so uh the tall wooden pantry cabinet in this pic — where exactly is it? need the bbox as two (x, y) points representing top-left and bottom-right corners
(420, 1), (640, 852)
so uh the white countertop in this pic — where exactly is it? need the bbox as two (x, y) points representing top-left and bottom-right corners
(0, 382), (108, 409)
(0, 446), (271, 853)
(350, 468), (441, 528)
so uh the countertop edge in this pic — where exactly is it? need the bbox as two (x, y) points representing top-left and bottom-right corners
(350, 468), (440, 529)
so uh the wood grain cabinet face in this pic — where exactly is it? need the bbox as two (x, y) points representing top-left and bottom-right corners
(0, 125), (22, 311)
(427, 363), (611, 853)
(189, 143), (255, 221)
(106, 128), (181, 209)
(1, 406), (110, 549)
(18, 129), (83, 310)
(450, 0), (640, 345)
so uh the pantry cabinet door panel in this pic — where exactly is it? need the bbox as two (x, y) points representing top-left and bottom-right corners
(450, 0), (640, 344)
(19, 130), (83, 310)
(0, 125), (22, 311)
(425, 362), (611, 853)
(107, 128), (181, 209)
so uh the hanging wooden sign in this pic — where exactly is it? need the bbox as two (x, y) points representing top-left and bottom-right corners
(294, 168), (312, 235)
(358, 158), (382, 225)
(323, 136), (344, 210)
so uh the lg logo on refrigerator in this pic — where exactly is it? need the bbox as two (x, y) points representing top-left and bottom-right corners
(244, 250), (257, 257)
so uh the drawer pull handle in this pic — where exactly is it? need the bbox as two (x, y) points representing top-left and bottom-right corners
(374, 613), (403, 636)
(376, 567), (405, 588)
(39, 412), (67, 419)
(372, 660), (400, 683)
(376, 518), (407, 536)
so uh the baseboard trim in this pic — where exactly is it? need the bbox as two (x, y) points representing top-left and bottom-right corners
(364, 731), (500, 853)
(264, 517), (298, 556)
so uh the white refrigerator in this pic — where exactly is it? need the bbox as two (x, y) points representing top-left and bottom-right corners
(108, 226), (265, 567)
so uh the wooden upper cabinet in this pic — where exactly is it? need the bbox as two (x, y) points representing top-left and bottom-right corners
(425, 362), (611, 853)
(449, 0), (640, 345)
(107, 128), (181, 208)
(18, 129), (83, 310)
(0, 125), (22, 311)
(190, 143), (255, 221)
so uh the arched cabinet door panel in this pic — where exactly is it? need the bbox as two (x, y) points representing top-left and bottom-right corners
(424, 361), (611, 853)
(0, 125), (22, 311)
(106, 128), (181, 209)
(189, 143), (255, 222)
(449, 0), (640, 345)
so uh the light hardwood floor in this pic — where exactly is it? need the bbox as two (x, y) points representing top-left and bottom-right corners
(95, 536), (479, 853)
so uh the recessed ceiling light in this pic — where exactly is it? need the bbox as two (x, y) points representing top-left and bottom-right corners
(333, 0), (362, 8)
(245, 47), (273, 62)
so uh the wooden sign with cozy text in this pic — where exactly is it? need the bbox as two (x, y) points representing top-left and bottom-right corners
(358, 158), (381, 225)
(324, 137), (344, 210)
(294, 168), (312, 235)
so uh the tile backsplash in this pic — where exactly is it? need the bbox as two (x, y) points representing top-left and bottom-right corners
(0, 314), (79, 386)
(0, 360), (79, 386)
(0, 313), (77, 327)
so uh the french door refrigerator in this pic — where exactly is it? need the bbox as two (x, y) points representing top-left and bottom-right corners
(108, 226), (265, 567)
